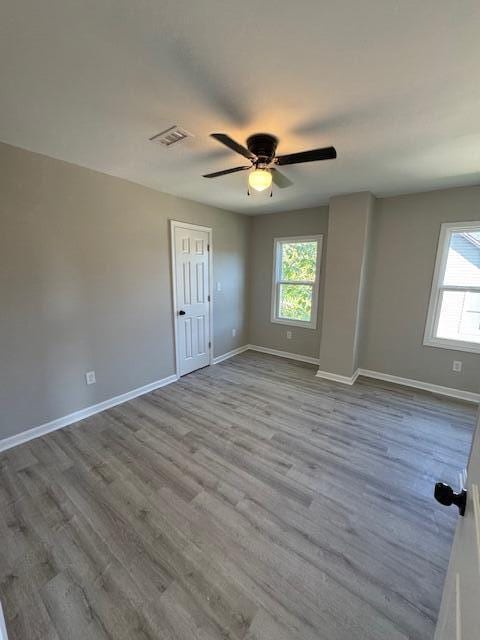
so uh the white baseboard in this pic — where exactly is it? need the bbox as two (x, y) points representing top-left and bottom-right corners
(358, 369), (480, 404)
(316, 368), (360, 385)
(212, 345), (250, 364)
(0, 374), (178, 453)
(0, 602), (8, 640)
(248, 344), (320, 365)
(2, 353), (477, 455)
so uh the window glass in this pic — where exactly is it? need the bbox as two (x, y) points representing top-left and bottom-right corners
(436, 290), (480, 344)
(278, 284), (313, 321)
(443, 231), (480, 287)
(280, 241), (317, 281)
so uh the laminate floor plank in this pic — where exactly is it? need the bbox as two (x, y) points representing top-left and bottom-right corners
(0, 351), (477, 639)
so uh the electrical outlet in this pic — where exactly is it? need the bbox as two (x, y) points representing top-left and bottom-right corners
(286, 330), (292, 339)
(452, 360), (462, 373)
(232, 328), (236, 337)
(85, 370), (96, 385)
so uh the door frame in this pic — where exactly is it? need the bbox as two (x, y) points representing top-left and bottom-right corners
(170, 220), (213, 378)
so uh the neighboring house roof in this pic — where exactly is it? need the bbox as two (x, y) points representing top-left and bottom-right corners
(461, 232), (480, 250)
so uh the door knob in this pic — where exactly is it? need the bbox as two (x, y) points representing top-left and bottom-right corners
(434, 482), (467, 516)
(178, 310), (186, 315)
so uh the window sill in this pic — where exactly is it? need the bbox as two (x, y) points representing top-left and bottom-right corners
(423, 337), (480, 355)
(271, 317), (317, 330)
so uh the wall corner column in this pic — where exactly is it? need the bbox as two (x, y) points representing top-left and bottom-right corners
(317, 191), (375, 384)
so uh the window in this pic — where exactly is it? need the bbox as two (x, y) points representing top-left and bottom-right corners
(271, 235), (322, 329)
(424, 222), (480, 354)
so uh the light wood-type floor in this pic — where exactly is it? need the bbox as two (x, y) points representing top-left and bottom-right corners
(0, 351), (477, 640)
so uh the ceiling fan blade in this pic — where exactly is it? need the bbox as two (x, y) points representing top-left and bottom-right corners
(203, 165), (250, 178)
(210, 133), (256, 161)
(276, 146), (337, 166)
(271, 168), (293, 188)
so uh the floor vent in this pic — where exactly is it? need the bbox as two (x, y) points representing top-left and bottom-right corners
(149, 126), (193, 146)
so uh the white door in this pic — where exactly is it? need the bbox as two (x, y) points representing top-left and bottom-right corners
(435, 409), (480, 640)
(172, 222), (211, 376)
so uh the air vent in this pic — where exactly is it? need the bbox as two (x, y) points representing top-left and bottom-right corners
(149, 126), (193, 146)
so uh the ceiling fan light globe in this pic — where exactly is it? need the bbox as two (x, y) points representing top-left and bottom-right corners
(248, 168), (272, 192)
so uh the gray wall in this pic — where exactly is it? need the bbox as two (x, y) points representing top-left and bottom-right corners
(248, 206), (329, 358)
(361, 186), (480, 394)
(0, 142), (250, 439)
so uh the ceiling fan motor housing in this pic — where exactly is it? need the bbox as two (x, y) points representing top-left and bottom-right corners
(247, 133), (278, 165)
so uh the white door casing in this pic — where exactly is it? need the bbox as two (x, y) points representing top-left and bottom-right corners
(171, 221), (212, 377)
(435, 408), (480, 640)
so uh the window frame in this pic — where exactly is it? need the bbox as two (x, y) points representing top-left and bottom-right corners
(424, 221), (480, 354)
(270, 235), (323, 329)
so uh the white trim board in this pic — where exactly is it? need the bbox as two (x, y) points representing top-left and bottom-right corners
(0, 601), (8, 640)
(2, 347), (477, 455)
(358, 368), (480, 404)
(212, 345), (250, 364)
(211, 346), (479, 403)
(270, 235), (323, 330)
(316, 369), (360, 385)
(248, 344), (320, 365)
(0, 374), (178, 453)
(314, 366), (479, 403)
(0, 344), (298, 454)
(423, 221), (480, 355)
(245, 346), (479, 402)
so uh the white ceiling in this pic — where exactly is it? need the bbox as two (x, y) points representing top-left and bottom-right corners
(1, 0), (479, 215)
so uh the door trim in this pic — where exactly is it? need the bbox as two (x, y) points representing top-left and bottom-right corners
(170, 220), (213, 378)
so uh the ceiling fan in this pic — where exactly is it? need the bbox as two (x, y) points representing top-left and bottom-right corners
(203, 133), (337, 194)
